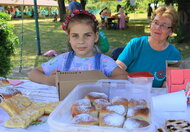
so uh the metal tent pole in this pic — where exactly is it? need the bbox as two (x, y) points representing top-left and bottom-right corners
(33, 0), (41, 55)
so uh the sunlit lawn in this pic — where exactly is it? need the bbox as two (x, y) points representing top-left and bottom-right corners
(9, 13), (190, 70)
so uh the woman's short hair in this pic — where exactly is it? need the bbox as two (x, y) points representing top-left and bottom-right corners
(152, 6), (178, 31)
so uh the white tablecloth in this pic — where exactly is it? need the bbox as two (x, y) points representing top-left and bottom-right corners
(0, 80), (189, 131)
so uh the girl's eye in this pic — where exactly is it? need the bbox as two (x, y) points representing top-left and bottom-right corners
(84, 34), (92, 37)
(71, 34), (78, 38)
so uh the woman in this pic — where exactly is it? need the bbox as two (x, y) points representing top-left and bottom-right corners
(116, 6), (181, 88)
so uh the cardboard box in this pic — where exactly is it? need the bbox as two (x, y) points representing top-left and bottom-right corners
(56, 70), (107, 100)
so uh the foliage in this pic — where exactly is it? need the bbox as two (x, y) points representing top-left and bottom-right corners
(0, 14), (19, 77)
(0, 12), (11, 21)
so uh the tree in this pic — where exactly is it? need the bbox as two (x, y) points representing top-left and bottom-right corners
(162, 0), (190, 43)
(80, 0), (87, 10)
(58, 0), (67, 22)
(176, 0), (190, 43)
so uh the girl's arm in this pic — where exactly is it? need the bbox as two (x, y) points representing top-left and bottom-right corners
(109, 67), (128, 80)
(116, 60), (128, 71)
(28, 66), (56, 86)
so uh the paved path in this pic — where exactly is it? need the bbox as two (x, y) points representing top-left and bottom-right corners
(7, 66), (33, 79)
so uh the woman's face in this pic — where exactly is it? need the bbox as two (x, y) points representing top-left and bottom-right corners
(68, 23), (99, 57)
(150, 15), (173, 42)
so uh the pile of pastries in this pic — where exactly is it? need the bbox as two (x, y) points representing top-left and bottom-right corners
(156, 119), (190, 132)
(71, 91), (151, 129)
(166, 119), (190, 131)
(0, 92), (59, 128)
(0, 78), (10, 87)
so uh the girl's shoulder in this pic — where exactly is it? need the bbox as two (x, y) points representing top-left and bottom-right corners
(99, 53), (114, 61)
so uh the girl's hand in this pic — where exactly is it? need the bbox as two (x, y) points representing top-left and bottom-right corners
(46, 70), (57, 86)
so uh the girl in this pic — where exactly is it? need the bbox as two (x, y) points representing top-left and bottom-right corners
(117, 4), (125, 30)
(28, 10), (128, 86)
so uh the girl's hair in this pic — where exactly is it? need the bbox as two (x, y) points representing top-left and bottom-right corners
(152, 6), (178, 32)
(117, 4), (121, 12)
(62, 10), (99, 51)
(62, 10), (99, 33)
(68, 14), (98, 34)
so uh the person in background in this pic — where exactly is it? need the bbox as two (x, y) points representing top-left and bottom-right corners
(117, 4), (125, 30)
(28, 10), (128, 86)
(116, 6), (181, 88)
(125, 13), (129, 28)
(147, 3), (153, 23)
(53, 13), (58, 22)
(68, 0), (82, 14)
(99, 7), (110, 28)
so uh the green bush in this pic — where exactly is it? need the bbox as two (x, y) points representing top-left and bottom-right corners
(0, 12), (11, 21)
(0, 16), (19, 77)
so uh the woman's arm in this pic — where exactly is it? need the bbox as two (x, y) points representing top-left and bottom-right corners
(28, 66), (56, 86)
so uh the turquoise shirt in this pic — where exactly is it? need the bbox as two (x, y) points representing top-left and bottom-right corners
(118, 36), (181, 87)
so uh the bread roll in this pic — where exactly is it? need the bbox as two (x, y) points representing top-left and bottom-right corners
(99, 113), (125, 128)
(93, 99), (111, 112)
(72, 98), (91, 107)
(72, 113), (98, 125)
(99, 104), (126, 118)
(85, 92), (108, 103)
(127, 105), (150, 121)
(111, 96), (128, 109)
(123, 118), (150, 129)
(72, 105), (98, 118)
(128, 99), (147, 108)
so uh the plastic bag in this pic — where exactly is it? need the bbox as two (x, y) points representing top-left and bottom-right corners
(98, 30), (109, 53)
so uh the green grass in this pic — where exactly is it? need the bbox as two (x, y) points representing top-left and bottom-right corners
(8, 14), (190, 70)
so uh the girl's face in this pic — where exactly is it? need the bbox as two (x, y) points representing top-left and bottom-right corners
(150, 15), (172, 42)
(69, 23), (99, 57)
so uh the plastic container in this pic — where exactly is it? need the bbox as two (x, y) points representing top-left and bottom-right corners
(128, 72), (154, 92)
(48, 80), (155, 132)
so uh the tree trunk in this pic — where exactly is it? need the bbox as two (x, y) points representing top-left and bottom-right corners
(80, 0), (86, 10)
(58, 0), (67, 22)
(177, 0), (190, 43)
(165, 0), (173, 6)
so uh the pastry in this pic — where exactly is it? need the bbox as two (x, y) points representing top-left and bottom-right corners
(128, 99), (148, 108)
(5, 108), (44, 128)
(72, 98), (91, 107)
(72, 113), (98, 125)
(99, 104), (126, 118)
(123, 118), (150, 129)
(99, 113), (125, 128)
(111, 96), (128, 109)
(93, 99), (111, 111)
(85, 92), (108, 102)
(0, 98), (20, 116)
(166, 120), (190, 132)
(127, 105), (150, 121)
(0, 79), (10, 87)
(0, 88), (22, 100)
(156, 127), (166, 132)
(72, 105), (98, 117)
(44, 101), (60, 114)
